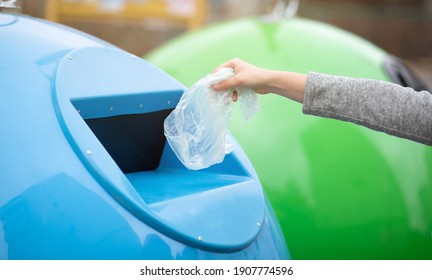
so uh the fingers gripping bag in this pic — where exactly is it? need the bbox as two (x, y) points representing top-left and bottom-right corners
(164, 67), (260, 170)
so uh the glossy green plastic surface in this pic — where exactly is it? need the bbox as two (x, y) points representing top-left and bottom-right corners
(146, 17), (432, 259)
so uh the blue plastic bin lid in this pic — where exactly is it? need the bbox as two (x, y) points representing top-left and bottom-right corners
(52, 47), (266, 252)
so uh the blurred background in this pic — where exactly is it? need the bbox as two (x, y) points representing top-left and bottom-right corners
(7, 0), (432, 86)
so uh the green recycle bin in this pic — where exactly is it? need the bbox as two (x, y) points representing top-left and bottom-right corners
(146, 17), (432, 259)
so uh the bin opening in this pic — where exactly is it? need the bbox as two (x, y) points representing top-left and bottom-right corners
(53, 47), (266, 251)
(384, 55), (431, 93)
(81, 110), (171, 174)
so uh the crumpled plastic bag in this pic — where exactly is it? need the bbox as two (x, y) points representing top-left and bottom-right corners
(164, 67), (260, 170)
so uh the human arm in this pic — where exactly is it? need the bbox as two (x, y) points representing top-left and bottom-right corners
(212, 58), (307, 103)
(303, 72), (432, 145)
(212, 58), (432, 145)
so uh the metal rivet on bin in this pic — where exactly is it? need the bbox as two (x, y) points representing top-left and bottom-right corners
(67, 54), (73, 60)
(109, 106), (114, 112)
(256, 222), (262, 227)
(139, 104), (143, 109)
(198, 236), (203, 242)
(167, 100), (171, 105)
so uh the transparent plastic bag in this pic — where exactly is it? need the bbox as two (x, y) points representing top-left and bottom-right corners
(164, 67), (260, 170)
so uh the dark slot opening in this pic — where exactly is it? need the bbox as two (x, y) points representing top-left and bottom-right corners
(383, 55), (431, 93)
(84, 109), (172, 173)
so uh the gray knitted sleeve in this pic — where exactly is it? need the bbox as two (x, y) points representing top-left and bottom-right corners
(302, 72), (432, 145)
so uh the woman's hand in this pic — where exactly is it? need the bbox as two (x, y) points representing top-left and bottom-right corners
(212, 58), (307, 103)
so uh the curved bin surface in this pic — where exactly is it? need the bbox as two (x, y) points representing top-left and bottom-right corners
(0, 13), (288, 260)
(146, 17), (432, 259)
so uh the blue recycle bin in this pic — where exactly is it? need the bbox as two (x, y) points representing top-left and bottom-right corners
(0, 13), (288, 260)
